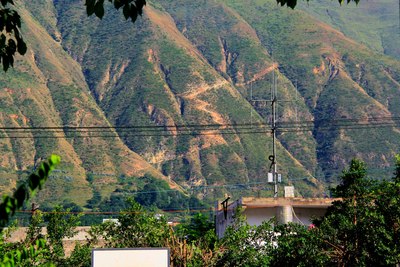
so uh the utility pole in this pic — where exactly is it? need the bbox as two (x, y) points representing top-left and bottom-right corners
(250, 70), (280, 197)
(271, 70), (278, 198)
(251, 67), (296, 198)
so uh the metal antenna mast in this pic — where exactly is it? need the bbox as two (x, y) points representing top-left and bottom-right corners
(250, 67), (280, 197)
(250, 62), (298, 198)
(271, 70), (278, 198)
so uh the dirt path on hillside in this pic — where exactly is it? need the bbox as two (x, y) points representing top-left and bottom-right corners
(382, 68), (400, 88)
(191, 98), (226, 125)
(180, 80), (232, 148)
(181, 79), (229, 100)
(179, 79), (230, 125)
(236, 63), (278, 86)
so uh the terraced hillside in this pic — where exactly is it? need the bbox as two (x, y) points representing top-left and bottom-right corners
(0, 0), (399, 208)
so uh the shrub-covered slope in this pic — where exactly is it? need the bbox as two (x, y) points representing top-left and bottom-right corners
(0, 0), (176, 206)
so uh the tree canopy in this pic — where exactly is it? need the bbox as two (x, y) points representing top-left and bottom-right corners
(1, 155), (399, 266)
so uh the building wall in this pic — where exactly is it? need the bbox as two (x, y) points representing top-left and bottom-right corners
(215, 199), (241, 238)
(243, 207), (277, 226)
(292, 207), (327, 225)
(244, 207), (326, 226)
(215, 197), (335, 237)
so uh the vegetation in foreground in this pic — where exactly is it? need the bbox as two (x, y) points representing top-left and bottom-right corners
(1, 155), (399, 266)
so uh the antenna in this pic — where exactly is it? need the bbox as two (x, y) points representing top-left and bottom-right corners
(249, 62), (298, 198)
(250, 81), (253, 125)
(271, 70), (278, 197)
(250, 67), (280, 198)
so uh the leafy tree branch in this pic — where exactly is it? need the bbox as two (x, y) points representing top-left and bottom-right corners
(0, 154), (61, 229)
(0, 155), (60, 267)
(277, 0), (360, 9)
(0, 0), (27, 71)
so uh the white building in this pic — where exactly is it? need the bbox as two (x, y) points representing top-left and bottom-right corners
(216, 190), (337, 238)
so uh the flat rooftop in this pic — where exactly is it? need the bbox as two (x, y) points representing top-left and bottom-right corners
(241, 197), (339, 208)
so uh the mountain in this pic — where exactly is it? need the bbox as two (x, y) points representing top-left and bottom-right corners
(298, 0), (400, 60)
(0, 0), (399, 207)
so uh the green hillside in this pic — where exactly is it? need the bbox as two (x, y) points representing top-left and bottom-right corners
(54, 1), (320, 197)
(298, 0), (400, 60)
(0, 0), (177, 208)
(218, 0), (400, 181)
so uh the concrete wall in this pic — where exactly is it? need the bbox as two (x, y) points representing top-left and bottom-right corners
(215, 199), (241, 238)
(243, 207), (276, 226)
(292, 207), (327, 225)
(216, 197), (334, 237)
(244, 206), (325, 226)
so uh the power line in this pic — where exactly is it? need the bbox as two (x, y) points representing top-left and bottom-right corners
(0, 123), (399, 138)
(15, 207), (214, 215)
(0, 122), (270, 130)
(0, 115), (399, 131)
(0, 116), (398, 139)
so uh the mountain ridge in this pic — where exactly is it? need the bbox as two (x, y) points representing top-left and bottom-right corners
(0, 0), (399, 208)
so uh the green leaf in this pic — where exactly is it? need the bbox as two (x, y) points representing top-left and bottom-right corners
(114, 0), (124, 9)
(7, 39), (16, 54)
(94, 0), (105, 19)
(276, 0), (297, 9)
(49, 154), (61, 167)
(0, 34), (6, 47)
(38, 168), (45, 179)
(29, 173), (41, 191)
(13, 186), (27, 207)
(38, 238), (46, 248)
(135, 0), (146, 16)
(4, 197), (15, 215)
(15, 250), (21, 262)
(42, 162), (50, 175)
(85, 0), (96, 16)
(30, 245), (34, 257)
(17, 38), (27, 55)
(123, 3), (130, 20)
(2, 55), (10, 71)
(1, 0), (15, 5)
(129, 4), (138, 23)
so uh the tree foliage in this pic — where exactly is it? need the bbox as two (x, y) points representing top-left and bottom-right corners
(312, 158), (400, 266)
(217, 157), (400, 266)
(85, 0), (146, 21)
(270, 223), (327, 267)
(1, 156), (400, 266)
(45, 206), (81, 262)
(0, 155), (61, 229)
(217, 211), (274, 266)
(0, 0), (27, 71)
(88, 200), (220, 266)
(277, 0), (360, 9)
(0, 206), (84, 267)
(175, 213), (216, 246)
(133, 175), (203, 211)
(0, 155), (60, 267)
(90, 199), (169, 248)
